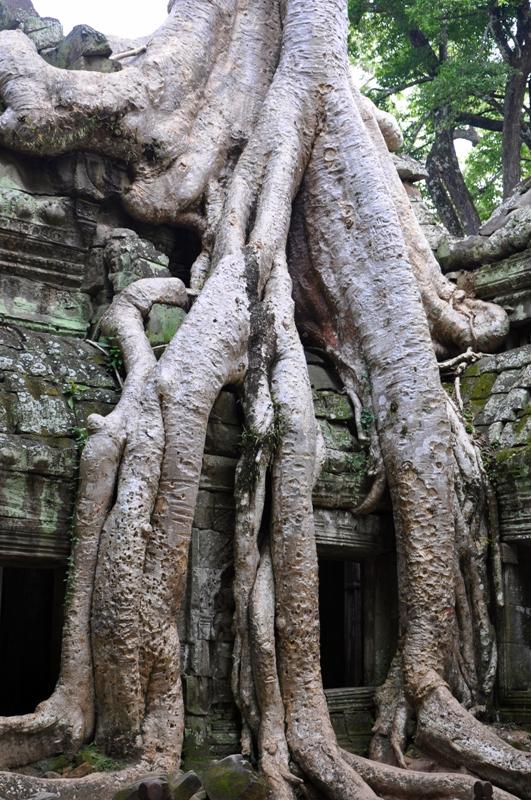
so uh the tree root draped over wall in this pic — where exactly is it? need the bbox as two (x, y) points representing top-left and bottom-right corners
(0, 1), (527, 798)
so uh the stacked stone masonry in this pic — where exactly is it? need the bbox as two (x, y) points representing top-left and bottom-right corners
(462, 346), (531, 729)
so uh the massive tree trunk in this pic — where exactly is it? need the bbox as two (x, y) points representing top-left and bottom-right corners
(426, 110), (481, 236)
(502, 68), (528, 197)
(0, 2), (527, 798)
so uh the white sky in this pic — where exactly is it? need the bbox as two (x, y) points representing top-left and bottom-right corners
(33, 1), (167, 39)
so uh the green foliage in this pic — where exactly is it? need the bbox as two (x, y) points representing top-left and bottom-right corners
(76, 743), (121, 772)
(348, 0), (529, 217)
(464, 133), (527, 220)
(360, 407), (375, 433)
(71, 425), (89, 450)
(39, 744), (122, 776)
(239, 403), (287, 490)
(99, 336), (124, 374)
(344, 451), (366, 474)
(241, 402), (287, 454)
(64, 532), (78, 610)
(63, 379), (88, 409)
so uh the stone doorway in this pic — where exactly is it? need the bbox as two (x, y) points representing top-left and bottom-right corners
(0, 563), (65, 716)
(319, 558), (364, 689)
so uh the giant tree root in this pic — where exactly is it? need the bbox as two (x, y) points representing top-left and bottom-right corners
(0, 278), (189, 770)
(342, 750), (519, 800)
(0, 767), (146, 800)
(0, 0), (529, 799)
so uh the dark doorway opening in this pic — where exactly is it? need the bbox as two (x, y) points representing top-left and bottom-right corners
(0, 564), (65, 716)
(319, 559), (363, 689)
(169, 226), (202, 286)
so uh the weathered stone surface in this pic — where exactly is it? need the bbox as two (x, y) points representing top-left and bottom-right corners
(462, 347), (531, 434)
(313, 449), (369, 509)
(471, 248), (531, 328)
(393, 152), (428, 182)
(199, 455), (236, 494)
(22, 16), (62, 50)
(146, 304), (187, 347)
(458, 348), (531, 726)
(494, 447), (531, 544)
(326, 687), (375, 756)
(201, 755), (268, 800)
(104, 228), (171, 293)
(208, 391), (241, 427)
(0, 0), (35, 28)
(0, 326), (119, 560)
(308, 362), (342, 391)
(461, 350), (531, 548)
(319, 419), (355, 451)
(171, 771), (202, 800)
(46, 24), (120, 73)
(495, 388), (530, 423)
(113, 776), (170, 800)
(313, 389), (353, 421)
(491, 370), (522, 394)
(0, 180), (98, 334)
(193, 490), (235, 535)
(314, 509), (387, 557)
(204, 420), (241, 458)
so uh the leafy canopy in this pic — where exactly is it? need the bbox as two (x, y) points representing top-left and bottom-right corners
(349, 1), (528, 218)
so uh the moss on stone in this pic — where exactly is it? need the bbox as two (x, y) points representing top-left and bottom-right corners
(461, 371), (497, 403)
(313, 390), (353, 421)
(146, 304), (187, 347)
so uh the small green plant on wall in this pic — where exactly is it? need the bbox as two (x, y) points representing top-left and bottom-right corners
(63, 379), (88, 409)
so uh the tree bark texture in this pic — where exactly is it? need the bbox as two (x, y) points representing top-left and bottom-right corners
(502, 69), (528, 198)
(426, 111), (481, 236)
(0, 2), (527, 799)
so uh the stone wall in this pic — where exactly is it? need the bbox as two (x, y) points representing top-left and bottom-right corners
(0, 326), (119, 561)
(462, 346), (531, 728)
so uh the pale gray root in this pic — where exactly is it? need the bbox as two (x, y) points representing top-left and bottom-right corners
(0, 278), (187, 771)
(0, 0), (283, 225)
(369, 655), (409, 769)
(439, 206), (531, 272)
(232, 439), (271, 752)
(330, 344), (387, 514)
(269, 256), (378, 800)
(250, 547), (299, 800)
(91, 252), (251, 767)
(416, 685), (531, 798)
(293, 60), (530, 794)
(287, 201), (386, 514)
(231, 276), (276, 752)
(342, 749), (520, 800)
(446, 398), (497, 704)
(356, 93), (509, 357)
(0, 766), (147, 800)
